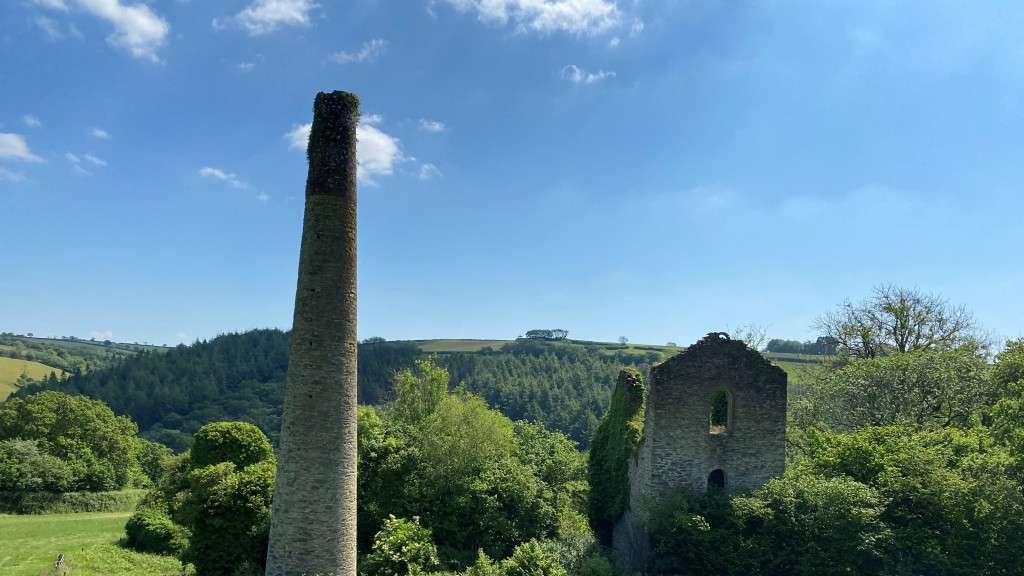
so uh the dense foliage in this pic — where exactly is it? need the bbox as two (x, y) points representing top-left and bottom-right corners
(129, 421), (277, 576)
(0, 391), (142, 491)
(19, 330), (663, 449)
(638, 331), (1024, 576)
(125, 506), (189, 555)
(357, 360), (589, 567)
(124, 362), (602, 575)
(793, 348), (992, 431)
(189, 421), (274, 470)
(648, 424), (1024, 576)
(586, 368), (645, 546)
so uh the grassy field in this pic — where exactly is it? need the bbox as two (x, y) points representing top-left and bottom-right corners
(413, 339), (512, 353)
(0, 357), (65, 401)
(0, 512), (181, 576)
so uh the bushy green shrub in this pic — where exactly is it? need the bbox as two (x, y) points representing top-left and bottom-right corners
(189, 421), (273, 470)
(183, 459), (275, 576)
(499, 540), (566, 576)
(648, 472), (888, 576)
(362, 515), (440, 576)
(125, 506), (189, 555)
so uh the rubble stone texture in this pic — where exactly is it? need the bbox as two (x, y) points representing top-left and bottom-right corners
(266, 91), (359, 576)
(613, 333), (787, 570)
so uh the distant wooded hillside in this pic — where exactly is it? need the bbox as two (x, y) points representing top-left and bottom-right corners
(12, 330), (818, 451)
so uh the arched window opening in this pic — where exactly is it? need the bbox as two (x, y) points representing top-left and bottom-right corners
(708, 469), (726, 492)
(709, 390), (730, 434)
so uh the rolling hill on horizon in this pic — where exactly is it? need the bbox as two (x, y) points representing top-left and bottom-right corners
(8, 330), (825, 451)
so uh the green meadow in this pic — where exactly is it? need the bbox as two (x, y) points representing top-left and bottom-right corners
(0, 357), (64, 401)
(0, 512), (181, 576)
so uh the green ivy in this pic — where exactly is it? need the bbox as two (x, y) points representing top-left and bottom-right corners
(587, 368), (646, 546)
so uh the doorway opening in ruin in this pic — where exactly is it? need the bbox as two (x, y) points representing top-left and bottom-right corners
(709, 390), (731, 434)
(708, 469), (726, 492)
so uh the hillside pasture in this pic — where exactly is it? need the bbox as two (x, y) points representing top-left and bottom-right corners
(0, 512), (181, 576)
(0, 357), (64, 401)
(413, 339), (511, 353)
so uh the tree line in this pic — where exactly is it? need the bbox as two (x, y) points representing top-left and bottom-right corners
(16, 331), (666, 451)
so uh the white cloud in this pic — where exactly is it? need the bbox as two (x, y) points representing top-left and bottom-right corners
(418, 118), (446, 133)
(362, 113), (384, 125)
(91, 127), (111, 139)
(0, 133), (44, 162)
(83, 153), (107, 166)
(0, 167), (27, 183)
(90, 330), (113, 341)
(35, 15), (65, 40)
(561, 64), (615, 84)
(65, 151), (103, 175)
(256, 191), (270, 203)
(331, 39), (387, 64)
(32, 0), (69, 10)
(629, 17), (643, 36)
(199, 166), (248, 189)
(22, 115), (43, 128)
(440, 0), (621, 35)
(237, 61), (256, 72)
(285, 120), (404, 184)
(217, 0), (318, 35)
(608, 36), (620, 47)
(419, 162), (443, 180)
(35, 0), (170, 61)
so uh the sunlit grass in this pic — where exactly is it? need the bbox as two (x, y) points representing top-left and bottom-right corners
(0, 512), (182, 576)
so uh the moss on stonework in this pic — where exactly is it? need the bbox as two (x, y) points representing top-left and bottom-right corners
(306, 91), (360, 165)
(588, 367), (646, 546)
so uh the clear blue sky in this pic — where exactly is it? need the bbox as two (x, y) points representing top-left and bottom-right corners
(1, 1), (1021, 347)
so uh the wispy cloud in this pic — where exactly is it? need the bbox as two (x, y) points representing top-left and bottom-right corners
(22, 115), (43, 129)
(83, 153), (107, 166)
(0, 167), (27, 183)
(35, 15), (65, 40)
(199, 166), (248, 189)
(33, 0), (169, 61)
(31, 0), (69, 10)
(438, 0), (621, 36)
(66, 151), (105, 174)
(66, 152), (92, 175)
(91, 127), (111, 139)
(0, 133), (44, 162)
(419, 162), (443, 180)
(561, 64), (615, 84)
(285, 119), (404, 185)
(215, 0), (318, 35)
(418, 118), (446, 133)
(237, 61), (256, 72)
(330, 39), (387, 64)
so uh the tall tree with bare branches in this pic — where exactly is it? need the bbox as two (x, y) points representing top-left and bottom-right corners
(815, 285), (979, 358)
(266, 91), (359, 576)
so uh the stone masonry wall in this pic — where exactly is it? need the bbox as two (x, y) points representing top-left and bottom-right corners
(647, 333), (787, 499)
(613, 333), (787, 573)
